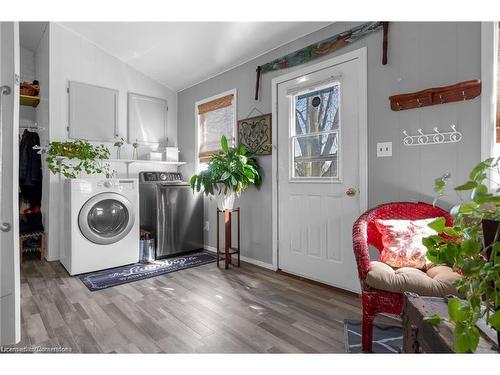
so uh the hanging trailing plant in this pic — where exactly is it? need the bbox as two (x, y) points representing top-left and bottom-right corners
(46, 140), (114, 179)
(423, 157), (500, 353)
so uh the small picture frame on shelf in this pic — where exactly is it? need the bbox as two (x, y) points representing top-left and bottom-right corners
(237, 113), (272, 155)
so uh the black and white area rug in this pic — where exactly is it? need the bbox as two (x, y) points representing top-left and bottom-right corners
(79, 251), (216, 291)
(344, 320), (402, 353)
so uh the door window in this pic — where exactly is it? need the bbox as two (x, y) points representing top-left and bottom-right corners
(87, 199), (129, 238)
(291, 83), (340, 180)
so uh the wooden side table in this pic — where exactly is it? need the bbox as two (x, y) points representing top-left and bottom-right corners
(216, 207), (240, 269)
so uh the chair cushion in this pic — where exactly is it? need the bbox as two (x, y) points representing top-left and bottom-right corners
(375, 218), (441, 269)
(365, 261), (461, 297)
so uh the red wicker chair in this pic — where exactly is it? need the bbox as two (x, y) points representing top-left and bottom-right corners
(352, 201), (453, 352)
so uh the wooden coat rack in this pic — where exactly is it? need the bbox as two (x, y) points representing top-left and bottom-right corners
(389, 80), (481, 111)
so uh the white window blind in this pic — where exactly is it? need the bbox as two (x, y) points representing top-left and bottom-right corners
(198, 93), (235, 162)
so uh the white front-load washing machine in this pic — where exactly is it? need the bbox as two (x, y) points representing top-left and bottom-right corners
(61, 178), (140, 275)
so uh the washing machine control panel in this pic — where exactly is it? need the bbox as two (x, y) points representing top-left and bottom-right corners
(96, 180), (136, 190)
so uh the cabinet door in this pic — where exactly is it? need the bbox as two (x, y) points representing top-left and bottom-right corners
(68, 81), (118, 141)
(127, 92), (168, 145)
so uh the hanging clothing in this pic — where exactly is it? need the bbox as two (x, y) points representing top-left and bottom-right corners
(19, 129), (43, 207)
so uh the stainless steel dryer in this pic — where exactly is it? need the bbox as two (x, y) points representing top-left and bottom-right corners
(139, 171), (203, 259)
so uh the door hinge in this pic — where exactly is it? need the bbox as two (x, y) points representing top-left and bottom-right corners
(67, 126), (70, 132)
(67, 87), (69, 93)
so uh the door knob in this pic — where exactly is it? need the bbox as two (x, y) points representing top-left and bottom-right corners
(346, 188), (357, 197)
(0, 222), (11, 232)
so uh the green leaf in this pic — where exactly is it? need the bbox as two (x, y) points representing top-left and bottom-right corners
(237, 143), (246, 155)
(461, 239), (481, 256)
(458, 201), (480, 214)
(474, 195), (500, 204)
(455, 181), (477, 191)
(470, 183), (488, 197)
(220, 135), (229, 153)
(424, 314), (444, 325)
(442, 227), (460, 237)
(488, 310), (500, 331)
(189, 175), (197, 189)
(428, 217), (446, 233)
(469, 158), (493, 181)
(434, 179), (446, 194)
(454, 324), (480, 353)
(448, 298), (468, 323)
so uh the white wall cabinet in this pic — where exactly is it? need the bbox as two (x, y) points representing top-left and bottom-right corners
(127, 92), (168, 145)
(68, 81), (118, 141)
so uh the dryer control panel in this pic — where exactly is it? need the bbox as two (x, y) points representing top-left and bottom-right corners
(140, 172), (184, 184)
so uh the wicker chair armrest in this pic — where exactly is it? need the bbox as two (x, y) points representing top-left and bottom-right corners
(352, 219), (371, 285)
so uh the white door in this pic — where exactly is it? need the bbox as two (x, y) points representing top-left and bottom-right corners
(0, 21), (20, 345)
(277, 50), (366, 292)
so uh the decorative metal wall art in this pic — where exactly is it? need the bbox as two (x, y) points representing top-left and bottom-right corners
(402, 124), (462, 146)
(254, 22), (389, 100)
(237, 114), (272, 155)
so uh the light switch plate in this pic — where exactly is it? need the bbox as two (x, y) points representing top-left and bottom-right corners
(377, 142), (392, 157)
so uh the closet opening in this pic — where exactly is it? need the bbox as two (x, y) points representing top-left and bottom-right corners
(19, 22), (49, 263)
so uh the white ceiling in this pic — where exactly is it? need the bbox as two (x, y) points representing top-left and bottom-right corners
(20, 22), (48, 52)
(59, 22), (331, 92)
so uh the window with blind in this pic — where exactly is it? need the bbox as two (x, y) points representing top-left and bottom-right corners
(497, 22), (500, 143)
(197, 92), (236, 163)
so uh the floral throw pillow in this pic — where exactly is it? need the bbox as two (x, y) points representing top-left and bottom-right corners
(374, 218), (441, 269)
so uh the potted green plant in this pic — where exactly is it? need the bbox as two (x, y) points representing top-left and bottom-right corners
(423, 157), (500, 353)
(46, 140), (114, 179)
(113, 136), (125, 159)
(189, 135), (263, 210)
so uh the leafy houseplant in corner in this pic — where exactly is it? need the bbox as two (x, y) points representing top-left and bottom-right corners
(46, 140), (114, 179)
(189, 135), (263, 210)
(423, 157), (500, 353)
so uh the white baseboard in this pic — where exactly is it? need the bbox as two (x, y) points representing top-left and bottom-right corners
(204, 245), (275, 271)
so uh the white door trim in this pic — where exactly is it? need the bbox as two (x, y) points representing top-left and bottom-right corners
(480, 22), (498, 162)
(271, 47), (368, 271)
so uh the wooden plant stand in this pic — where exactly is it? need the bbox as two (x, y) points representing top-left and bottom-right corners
(19, 231), (45, 263)
(216, 208), (240, 269)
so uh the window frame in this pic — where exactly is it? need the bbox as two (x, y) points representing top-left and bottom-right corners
(481, 22), (500, 189)
(194, 88), (237, 172)
(288, 80), (342, 183)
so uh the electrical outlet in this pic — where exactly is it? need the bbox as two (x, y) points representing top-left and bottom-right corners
(376, 142), (392, 157)
(204, 221), (209, 231)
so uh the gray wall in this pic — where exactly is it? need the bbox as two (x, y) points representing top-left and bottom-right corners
(177, 22), (482, 265)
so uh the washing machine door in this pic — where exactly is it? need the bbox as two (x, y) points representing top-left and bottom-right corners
(78, 192), (135, 245)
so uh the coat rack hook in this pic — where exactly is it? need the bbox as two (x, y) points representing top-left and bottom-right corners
(402, 124), (462, 146)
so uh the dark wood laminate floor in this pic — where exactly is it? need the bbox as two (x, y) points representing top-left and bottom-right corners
(11, 258), (395, 353)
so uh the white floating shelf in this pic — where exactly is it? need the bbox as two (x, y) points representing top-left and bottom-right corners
(106, 159), (186, 166)
(55, 156), (186, 166)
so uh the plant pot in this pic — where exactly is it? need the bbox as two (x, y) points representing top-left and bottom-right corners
(214, 189), (236, 211)
(482, 219), (500, 347)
